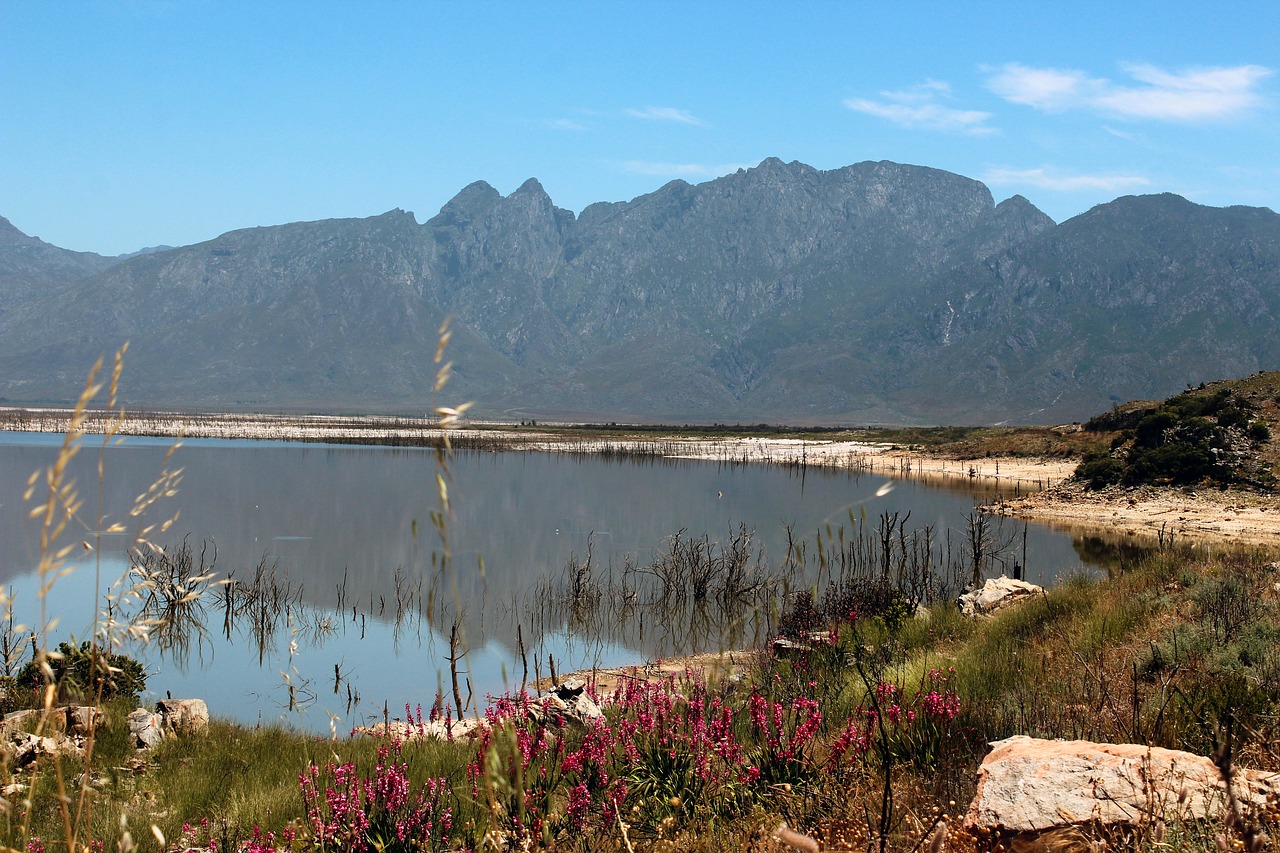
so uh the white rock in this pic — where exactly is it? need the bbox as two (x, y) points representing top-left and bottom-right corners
(963, 735), (1280, 833)
(959, 576), (1043, 617)
(5, 731), (82, 768)
(65, 705), (104, 736)
(128, 708), (165, 749)
(354, 718), (487, 741)
(157, 698), (209, 736)
(530, 679), (604, 728)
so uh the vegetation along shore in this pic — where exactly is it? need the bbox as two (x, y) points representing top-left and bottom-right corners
(1, 371), (1279, 850)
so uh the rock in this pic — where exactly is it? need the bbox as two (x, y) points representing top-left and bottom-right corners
(354, 718), (487, 741)
(959, 576), (1043, 617)
(65, 705), (104, 736)
(963, 736), (1280, 835)
(529, 679), (604, 728)
(157, 698), (209, 736)
(3, 707), (67, 735)
(5, 731), (82, 769)
(128, 708), (165, 749)
(771, 637), (813, 656)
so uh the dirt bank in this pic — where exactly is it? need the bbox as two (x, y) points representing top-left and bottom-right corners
(988, 481), (1280, 546)
(1, 408), (1076, 490)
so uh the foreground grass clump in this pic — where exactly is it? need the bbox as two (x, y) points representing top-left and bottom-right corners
(5, 544), (1280, 851)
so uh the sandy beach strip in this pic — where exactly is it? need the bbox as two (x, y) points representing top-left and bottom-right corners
(10, 407), (1278, 544)
(988, 482), (1280, 546)
(1, 408), (1076, 490)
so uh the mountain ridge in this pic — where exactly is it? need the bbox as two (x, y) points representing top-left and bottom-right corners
(1, 159), (1277, 424)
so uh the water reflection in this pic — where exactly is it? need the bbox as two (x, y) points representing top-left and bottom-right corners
(0, 431), (1110, 729)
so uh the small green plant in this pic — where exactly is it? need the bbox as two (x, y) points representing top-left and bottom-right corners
(1075, 452), (1124, 489)
(16, 640), (147, 703)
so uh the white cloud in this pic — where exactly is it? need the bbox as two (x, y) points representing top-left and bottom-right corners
(624, 106), (705, 126)
(983, 166), (1151, 192)
(1101, 124), (1138, 141)
(844, 80), (994, 134)
(621, 161), (749, 178)
(987, 62), (1271, 121)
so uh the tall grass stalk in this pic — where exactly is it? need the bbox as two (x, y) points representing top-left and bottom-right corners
(8, 344), (201, 852)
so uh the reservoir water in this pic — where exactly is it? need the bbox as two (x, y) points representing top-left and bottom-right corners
(0, 431), (1102, 730)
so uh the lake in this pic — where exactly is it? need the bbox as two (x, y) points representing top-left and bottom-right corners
(0, 431), (1106, 730)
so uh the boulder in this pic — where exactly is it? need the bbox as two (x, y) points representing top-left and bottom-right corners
(4, 731), (82, 769)
(963, 736), (1280, 834)
(128, 708), (165, 749)
(65, 705), (104, 736)
(3, 707), (66, 735)
(771, 637), (813, 656)
(157, 698), (209, 736)
(529, 679), (604, 728)
(959, 576), (1043, 617)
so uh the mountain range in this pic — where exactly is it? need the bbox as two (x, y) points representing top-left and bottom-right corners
(3, 158), (1278, 425)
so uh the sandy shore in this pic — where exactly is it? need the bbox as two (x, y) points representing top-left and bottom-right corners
(988, 482), (1280, 546)
(644, 436), (1074, 491)
(7, 407), (1278, 545)
(533, 650), (757, 697)
(1, 408), (1075, 490)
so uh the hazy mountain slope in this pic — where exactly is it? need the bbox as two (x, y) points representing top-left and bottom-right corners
(0, 210), (525, 407)
(0, 216), (120, 313)
(887, 194), (1280, 423)
(1, 161), (1277, 423)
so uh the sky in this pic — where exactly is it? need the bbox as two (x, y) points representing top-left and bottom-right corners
(2, 1), (1277, 256)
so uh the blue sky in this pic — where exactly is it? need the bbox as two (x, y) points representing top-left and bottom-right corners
(2, 1), (1277, 256)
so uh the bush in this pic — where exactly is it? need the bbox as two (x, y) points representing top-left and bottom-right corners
(16, 641), (147, 703)
(1124, 441), (1216, 485)
(1134, 411), (1177, 448)
(777, 590), (823, 640)
(1075, 454), (1124, 489)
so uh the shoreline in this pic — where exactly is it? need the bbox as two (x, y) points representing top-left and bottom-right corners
(5, 407), (1278, 546)
(988, 481), (1280, 547)
(0, 407), (1075, 490)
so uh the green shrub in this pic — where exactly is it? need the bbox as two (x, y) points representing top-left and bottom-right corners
(16, 640), (147, 703)
(1134, 411), (1177, 448)
(1124, 441), (1215, 485)
(1075, 453), (1124, 489)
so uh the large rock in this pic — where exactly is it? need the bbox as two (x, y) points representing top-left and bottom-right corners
(3, 731), (82, 769)
(157, 698), (209, 736)
(354, 718), (487, 741)
(2, 708), (65, 735)
(529, 679), (604, 729)
(65, 705), (104, 736)
(127, 708), (165, 749)
(964, 736), (1280, 834)
(2, 705), (104, 737)
(959, 576), (1043, 617)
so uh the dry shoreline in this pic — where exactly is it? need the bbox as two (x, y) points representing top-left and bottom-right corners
(4, 407), (1278, 545)
(989, 481), (1280, 547)
(0, 407), (1074, 489)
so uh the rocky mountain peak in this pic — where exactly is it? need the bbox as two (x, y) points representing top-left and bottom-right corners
(0, 216), (25, 241)
(2, 159), (1278, 425)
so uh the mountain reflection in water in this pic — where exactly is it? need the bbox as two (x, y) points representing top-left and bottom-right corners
(0, 432), (1108, 730)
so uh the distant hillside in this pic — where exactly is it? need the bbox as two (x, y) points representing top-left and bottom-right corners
(0, 215), (120, 312)
(1, 159), (1278, 423)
